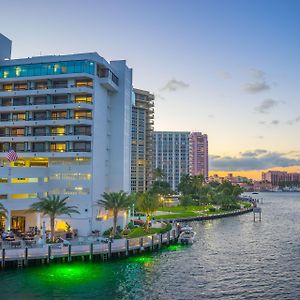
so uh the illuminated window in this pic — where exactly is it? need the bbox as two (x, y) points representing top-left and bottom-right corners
(3, 84), (12, 91)
(75, 79), (93, 88)
(74, 110), (92, 119)
(51, 127), (65, 136)
(51, 111), (67, 120)
(11, 178), (38, 183)
(50, 143), (66, 152)
(75, 95), (92, 104)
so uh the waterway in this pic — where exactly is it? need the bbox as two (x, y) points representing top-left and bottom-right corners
(1, 192), (300, 299)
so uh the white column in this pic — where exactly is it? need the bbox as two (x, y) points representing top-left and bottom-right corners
(5, 208), (11, 231)
(36, 212), (41, 229)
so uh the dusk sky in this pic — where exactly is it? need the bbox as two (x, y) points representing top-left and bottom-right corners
(1, 0), (300, 178)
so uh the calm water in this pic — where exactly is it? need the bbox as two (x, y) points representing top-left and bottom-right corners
(2, 193), (300, 299)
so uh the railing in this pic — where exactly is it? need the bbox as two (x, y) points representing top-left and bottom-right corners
(0, 132), (92, 137)
(0, 85), (93, 93)
(0, 116), (93, 122)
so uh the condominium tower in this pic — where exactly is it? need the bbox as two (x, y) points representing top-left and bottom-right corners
(153, 131), (190, 191)
(153, 131), (208, 190)
(131, 89), (154, 192)
(0, 34), (132, 235)
(189, 132), (208, 179)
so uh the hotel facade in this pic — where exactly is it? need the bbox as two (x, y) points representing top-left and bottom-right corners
(153, 131), (208, 191)
(0, 34), (132, 235)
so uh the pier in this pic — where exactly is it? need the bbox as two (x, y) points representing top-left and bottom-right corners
(0, 229), (178, 270)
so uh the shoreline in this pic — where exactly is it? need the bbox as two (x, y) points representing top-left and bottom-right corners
(0, 207), (253, 270)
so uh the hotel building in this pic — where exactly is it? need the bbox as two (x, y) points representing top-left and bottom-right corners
(153, 131), (208, 191)
(0, 34), (132, 235)
(131, 89), (154, 192)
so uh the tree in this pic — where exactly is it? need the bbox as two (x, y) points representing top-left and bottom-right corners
(98, 191), (131, 237)
(30, 195), (80, 242)
(149, 180), (172, 196)
(0, 202), (7, 220)
(153, 168), (164, 181)
(136, 192), (160, 230)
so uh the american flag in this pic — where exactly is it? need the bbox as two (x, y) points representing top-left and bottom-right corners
(7, 148), (18, 162)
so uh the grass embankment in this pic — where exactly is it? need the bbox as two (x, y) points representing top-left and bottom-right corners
(126, 223), (172, 239)
(154, 202), (252, 220)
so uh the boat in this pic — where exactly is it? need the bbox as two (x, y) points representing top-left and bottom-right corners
(178, 227), (196, 244)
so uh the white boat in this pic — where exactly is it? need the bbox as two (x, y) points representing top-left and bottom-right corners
(178, 228), (196, 244)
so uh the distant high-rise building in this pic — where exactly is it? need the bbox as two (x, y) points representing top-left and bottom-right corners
(153, 131), (209, 190)
(131, 89), (154, 192)
(189, 132), (208, 179)
(153, 131), (190, 191)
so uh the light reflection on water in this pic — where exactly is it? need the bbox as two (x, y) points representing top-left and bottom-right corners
(1, 193), (300, 299)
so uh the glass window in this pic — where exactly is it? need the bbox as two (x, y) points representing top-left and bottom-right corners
(0, 60), (95, 79)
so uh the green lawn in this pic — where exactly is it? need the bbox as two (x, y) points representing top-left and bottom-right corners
(154, 211), (199, 219)
(125, 224), (172, 239)
(158, 205), (212, 212)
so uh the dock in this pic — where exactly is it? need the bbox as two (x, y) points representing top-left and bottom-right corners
(0, 229), (178, 270)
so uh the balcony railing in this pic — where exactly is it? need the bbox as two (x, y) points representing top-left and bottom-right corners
(0, 132), (92, 137)
(0, 99), (93, 107)
(0, 116), (93, 122)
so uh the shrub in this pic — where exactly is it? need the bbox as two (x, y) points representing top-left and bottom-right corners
(208, 207), (217, 212)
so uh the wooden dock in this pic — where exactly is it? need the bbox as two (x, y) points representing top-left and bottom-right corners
(0, 229), (178, 270)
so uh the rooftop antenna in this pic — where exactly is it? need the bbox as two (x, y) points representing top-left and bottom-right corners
(39, 51), (42, 56)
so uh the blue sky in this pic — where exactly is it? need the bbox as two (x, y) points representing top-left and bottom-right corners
(1, 0), (300, 175)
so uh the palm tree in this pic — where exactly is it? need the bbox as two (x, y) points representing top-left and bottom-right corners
(154, 168), (164, 181)
(137, 192), (160, 230)
(98, 191), (131, 237)
(30, 195), (80, 242)
(0, 202), (7, 222)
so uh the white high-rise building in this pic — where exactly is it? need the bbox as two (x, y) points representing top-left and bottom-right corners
(0, 34), (132, 235)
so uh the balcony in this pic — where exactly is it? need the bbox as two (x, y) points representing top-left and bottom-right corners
(98, 68), (119, 92)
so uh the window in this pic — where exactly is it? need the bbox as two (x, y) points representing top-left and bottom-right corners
(32, 142), (45, 152)
(75, 79), (93, 88)
(12, 113), (26, 121)
(75, 95), (92, 104)
(14, 83), (27, 91)
(33, 127), (46, 136)
(51, 127), (65, 136)
(34, 112), (46, 120)
(73, 142), (91, 152)
(51, 111), (67, 120)
(0, 60), (95, 79)
(33, 97), (47, 105)
(35, 81), (48, 89)
(11, 128), (25, 136)
(50, 143), (66, 152)
(74, 110), (92, 119)
(3, 84), (12, 91)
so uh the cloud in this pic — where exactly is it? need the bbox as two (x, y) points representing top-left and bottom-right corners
(242, 68), (271, 94)
(208, 114), (214, 119)
(210, 150), (300, 171)
(160, 79), (189, 92)
(154, 93), (165, 100)
(287, 116), (300, 125)
(256, 136), (264, 139)
(243, 81), (270, 94)
(271, 120), (280, 125)
(217, 70), (231, 80)
(259, 121), (266, 125)
(249, 68), (266, 79)
(255, 99), (279, 114)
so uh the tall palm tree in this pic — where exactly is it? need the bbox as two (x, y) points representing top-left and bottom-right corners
(137, 192), (160, 230)
(30, 195), (80, 242)
(98, 191), (131, 237)
(154, 168), (164, 181)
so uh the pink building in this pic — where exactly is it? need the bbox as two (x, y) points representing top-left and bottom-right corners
(262, 171), (300, 185)
(189, 132), (208, 179)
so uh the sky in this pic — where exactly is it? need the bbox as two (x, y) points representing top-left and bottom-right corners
(1, 0), (300, 179)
